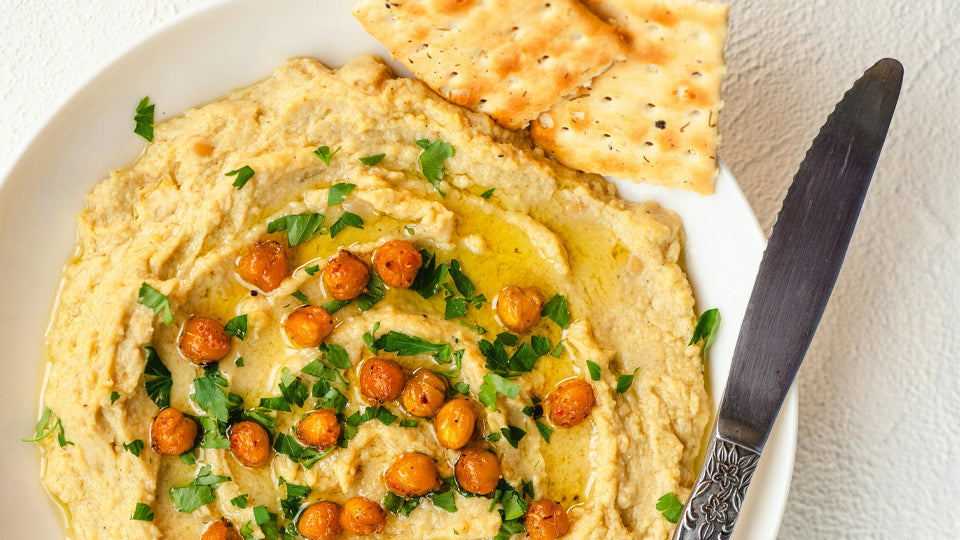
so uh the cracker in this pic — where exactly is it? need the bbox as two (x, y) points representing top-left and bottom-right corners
(352, 0), (628, 130)
(529, 0), (729, 193)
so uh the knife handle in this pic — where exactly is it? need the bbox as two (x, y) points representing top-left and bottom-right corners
(671, 432), (761, 540)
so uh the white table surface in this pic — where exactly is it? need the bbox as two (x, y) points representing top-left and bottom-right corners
(2, 0), (958, 537)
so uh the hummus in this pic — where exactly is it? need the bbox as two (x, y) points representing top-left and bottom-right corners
(38, 56), (709, 539)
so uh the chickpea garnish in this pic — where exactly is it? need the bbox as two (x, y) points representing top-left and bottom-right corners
(340, 496), (386, 536)
(296, 409), (341, 450)
(454, 446), (502, 495)
(385, 453), (441, 497)
(323, 249), (370, 301)
(201, 518), (242, 540)
(298, 501), (342, 540)
(546, 379), (596, 428)
(283, 305), (334, 348)
(150, 407), (197, 456)
(373, 239), (423, 288)
(401, 368), (448, 418)
(496, 286), (544, 333)
(180, 316), (231, 364)
(434, 398), (477, 450)
(236, 240), (287, 292)
(228, 421), (271, 467)
(359, 358), (406, 404)
(525, 499), (571, 540)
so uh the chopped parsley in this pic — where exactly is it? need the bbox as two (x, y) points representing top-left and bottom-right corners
(291, 290), (309, 304)
(478, 374), (520, 411)
(410, 250), (449, 298)
(137, 283), (172, 324)
(122, 439), (145, 457)
(479, 333), (548, 377)
(490, 479), (529, 539)
(656, 492), (684, 523)
(323, 344), (352, 369)
(143, 346), (172, 409)
(384, 492), (420, 517)
(359, 153), (385, 166)
(273, 432), (329, 468)
(235, 357), (244, 367)
(230, 494), (249, 509)
(133, 96), (155, 142)
(279, 368), (309, 407)
(499, 425), (526, 448)
(616, 367), (641, 394)
(329, 211), (364, 238)
(110, 391), (120, 404)
(131, 502), (154, 521)
(399, 418), (419, 428)
(327, 183), (356, 205)
(267, 213), (325, 247)
(279, 477), (311, 519)
(357, 274), (385, 311)
(363, 322), (381, 353)
(259, 396), (291, 412)
(253, 505), (280, 539)
(535, 421), (553, 443)
(198, 415), (230, 449)
(550, 340), (563, 358)
(224, 314), (248, 340)
(540, 294), (570, 329)
(404, 225), (416, 235)
(347, 406), (398, 427)
(170, 465), (231, 513)
(480, 188), (495, 199)
(304, 264), (320, 276)
(313, 145), (340, 166)
(416, 138), (454, 197)
(375, 331), (452, 363)
(444, 296), (467, 320)
(586, 360), (601, 381)
(321, 298), (350, 314)
(448, 260), (476, 297)
(226, 166), (255, 189)
(22, 407), (72, 447)
(179, 451), (197, 466)
(690, 308), (721, 363)
(242, 408), (278, 431)
(432, 491), (457, 513)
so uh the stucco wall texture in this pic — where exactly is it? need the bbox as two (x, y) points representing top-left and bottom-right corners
(1, 0), (957, 537)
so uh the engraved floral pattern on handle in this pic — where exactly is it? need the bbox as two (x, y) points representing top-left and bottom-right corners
(673, 436), (761, 540)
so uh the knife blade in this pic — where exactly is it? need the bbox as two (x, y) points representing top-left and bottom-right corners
(672, 58), (903, 540)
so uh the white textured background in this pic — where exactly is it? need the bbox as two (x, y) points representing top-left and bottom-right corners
(1, 0), (957, 538)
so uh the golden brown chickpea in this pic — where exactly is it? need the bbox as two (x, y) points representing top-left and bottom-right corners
(283, 305), (334, 348)
(401, 369), (448, 418)
(454, 447), (501, 495)
(385, 453), (441, 497)
(229, 421), (271, 467)
(201, 518), (242, 540)
(340, 496), (386, 536)
(546, 380), (596, 428)
(524, 499), (570, 540)
(297, 409), (341, 450)
(496, 286), (544, 333)
(150, 407), (197, 456)
(373, 240), (423, 288)
(298, 501), (342, 540)
(434, 398), (477, 450)
(323, 249), (370, 301)
(359, 358), (406, 404)
(236, 240), (288, 292)
(180, 316), (231, 364)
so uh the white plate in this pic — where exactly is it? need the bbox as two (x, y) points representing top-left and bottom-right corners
(0, 0), (796, 537)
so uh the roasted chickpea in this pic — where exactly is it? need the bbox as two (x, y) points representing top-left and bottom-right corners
(385, 453), (441, 497)
(297, 409), (341, 450)
(454, 447), (501, 495)
(323, 249), (370, 301)
(359, 358), (406, 404)
(496, 286), (544, 333)
(546, 380), (596, 428)
(434, 398), (477, 449)
(401, 369), (448, 418)
(229, 421), (271, 467)
(373, 240), (423, 288)
(201, 518), (242, 540)
(340, 496), (386, 536)
(150, 407), (197, 456)
(180, 316), (231, 364)
(525, 499), (570, 540)
(283, 305), (334, 348)
(298, 501), (342, 540)
(236, 240), (288, 292)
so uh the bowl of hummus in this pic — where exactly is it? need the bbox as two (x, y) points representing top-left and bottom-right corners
(0, 1), (796, 539)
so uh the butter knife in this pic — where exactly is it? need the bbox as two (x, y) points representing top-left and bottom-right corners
(672, 58), (903, 540)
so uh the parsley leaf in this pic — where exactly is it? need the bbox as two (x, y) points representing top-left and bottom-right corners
(447, 260), (475, 298)
(131, 502), (154, 521)
(500, 425), (526, 448)
(376, 331), (452, 363)
(330, 211), (364, 238)
(359, 154), (385, 166)
(191, 371), (230, 423)
(143, 346), (172, 409)
(656, 492), (684, 523)
(541, 294), (570, 329)
(586, 360), (601, 381)
(304, 265), (320, 276)
(230, 494), (249, 509)
(363, 322), (381, 353)
(480, 188), (495, 199)
(479, 374), (520, 411)
(235, 357), (244, 367)
(327, 183), (356, 206)
(198, 415), (230, 449)
(279, 368), (309, 407)
(133, 96), (154, 142)
(279, 477), (311, 519)
(226, 166), (255, 189)
(321, 298), (351, 314)
(689, 308), (721, 364)
(410, 250), (449, 298)
(444, 296), (467, 320)
(179, 451), (197, 466)
(267, 213), (325, 247)
(313, 145), (340, 166)
(291, 290), (309, 304)
(123, 439), (145, 457)
(253, 505), (280, 540)
(324, 344), (352, 369)
(170, 465), (230, 513)
(416, 139), (454, 197)
(23, 407), (58, 442)
(259, 396), (292, 412)
(358, 274), (385, 311)
(224, 314), (248, 340)
(110, 391), (120, 404)
(616, 368), (640, 394)
(242, 408), (278, 431)
(432, 491), (457, 513)
(400, 418), (419, 427)
(137, 283), (172, 324)
(384, 492), (420, 517)
(273, 432), (331, 468)
(535, 421), (552, 443)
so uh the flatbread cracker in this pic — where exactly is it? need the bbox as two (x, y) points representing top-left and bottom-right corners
(529, 0), (729, 193)
(352, 0), (628, 130)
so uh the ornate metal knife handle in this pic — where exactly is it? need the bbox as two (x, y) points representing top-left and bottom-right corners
(672, 433), (761, 540)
